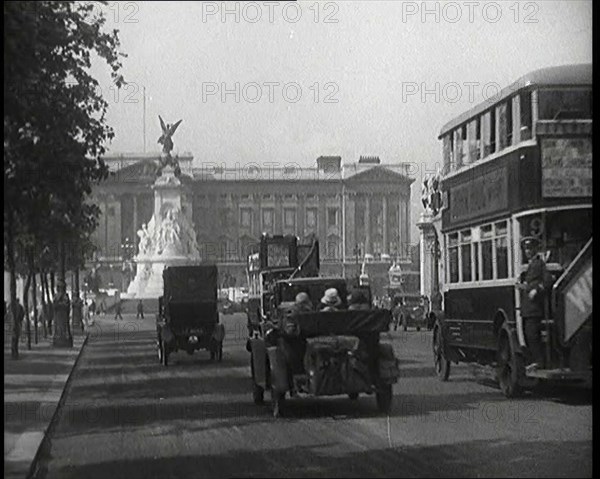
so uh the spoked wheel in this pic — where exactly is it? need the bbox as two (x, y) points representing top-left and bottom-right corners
(433, 323), (450, 381)
(497, 334), (524, 398)
(272, 388), (285, 418)
(376, 384), (393, 413)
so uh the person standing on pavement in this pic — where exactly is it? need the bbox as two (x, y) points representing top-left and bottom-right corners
(517, 236), (550, 373)
(10, 299), (25, 358)
(136, 300), (144, 319)
(114, 299), (123, 320)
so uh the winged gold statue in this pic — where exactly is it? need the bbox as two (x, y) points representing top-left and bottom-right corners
(157, 115), (182, 157)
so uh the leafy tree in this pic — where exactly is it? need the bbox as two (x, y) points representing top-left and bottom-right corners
(4, 1), (126, 357)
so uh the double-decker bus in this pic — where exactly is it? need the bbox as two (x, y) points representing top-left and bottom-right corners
(431, 64), (592, 397)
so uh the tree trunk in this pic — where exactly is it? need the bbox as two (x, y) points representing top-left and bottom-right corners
(23, 269), (33, 350)
(53, 241), (72, 348)
(32, 267), (38, 345)
(6, 211), (19, 359)
(42, 271), (51, 337)
(50, 271), (56, 296)
(72, 264), (83, 333)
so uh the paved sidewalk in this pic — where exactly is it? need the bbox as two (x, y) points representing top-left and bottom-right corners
(4, 330), (88, 479)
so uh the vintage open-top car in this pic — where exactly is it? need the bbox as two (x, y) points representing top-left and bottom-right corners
(156, 264), (225, 366)
(248, 277), (400, 417)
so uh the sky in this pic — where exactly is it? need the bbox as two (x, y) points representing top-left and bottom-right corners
(90, 0), (592, 239)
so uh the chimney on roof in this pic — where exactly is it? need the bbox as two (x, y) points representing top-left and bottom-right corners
(359, 156), (381, 164)
(316, 156), (341, 172)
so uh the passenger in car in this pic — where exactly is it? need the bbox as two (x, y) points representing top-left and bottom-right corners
(347, 290), (370, 311)
(319, 288), (342, 312)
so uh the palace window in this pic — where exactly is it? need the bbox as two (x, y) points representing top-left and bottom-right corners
(284, 208), (296, 229)
(306, 208), (318, 229)
(240, 208), (252, 228)
(327, 207), (339, 228)
(262, 208), (274, 229)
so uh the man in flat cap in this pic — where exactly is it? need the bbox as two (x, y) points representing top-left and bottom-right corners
(517, 237), (550, 372)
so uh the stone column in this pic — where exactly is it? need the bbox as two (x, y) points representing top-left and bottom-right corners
(298, 194), (305, 238)
(318, 195), (326, 246)
(382, 195), (388, 254)
(398, 196), (404, 259)
(345, 192), (355, 265)
(132, 195), (138, 244)
(365, 194), (371, 255)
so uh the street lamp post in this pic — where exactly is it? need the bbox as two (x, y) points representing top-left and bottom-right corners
(121, 237), (135, 292)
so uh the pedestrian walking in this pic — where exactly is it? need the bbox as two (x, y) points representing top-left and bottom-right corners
(99, 299), (106, 315)
(136, 299), (144, 319)
(89, 299), (96, 317)
(517, 237), (551, 373)
(114, 299), (123, 320)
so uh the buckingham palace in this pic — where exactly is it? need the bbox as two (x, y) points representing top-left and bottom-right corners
(89, 153), (415, 292)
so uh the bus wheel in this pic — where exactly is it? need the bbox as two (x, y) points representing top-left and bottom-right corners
(433, 323), (450, 381)
(497, 334), (524, 398)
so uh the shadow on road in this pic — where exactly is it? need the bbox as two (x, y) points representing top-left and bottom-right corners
(35, 438), (592, 479)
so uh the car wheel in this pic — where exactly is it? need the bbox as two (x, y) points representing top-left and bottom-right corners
(376, 384), (393, 413)
(497, 333), (524, 398)
(433, 322), (450, 381)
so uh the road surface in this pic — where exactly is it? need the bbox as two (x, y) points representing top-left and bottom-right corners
(35, 312), (592, 478)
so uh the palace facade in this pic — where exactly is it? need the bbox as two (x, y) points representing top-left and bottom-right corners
(89, 154), (415, 295)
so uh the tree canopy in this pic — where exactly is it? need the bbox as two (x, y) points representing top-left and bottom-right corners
(5, 1), (125, 266)
(4, 1), (126, 356)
